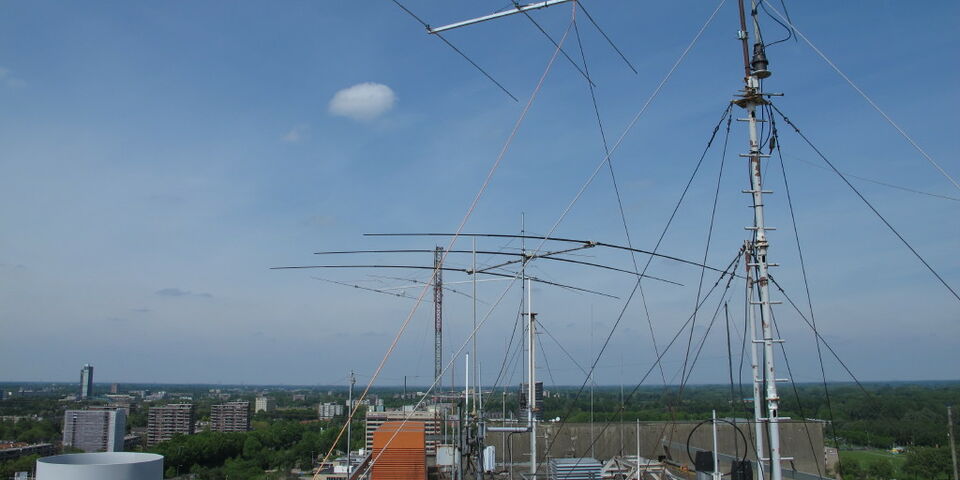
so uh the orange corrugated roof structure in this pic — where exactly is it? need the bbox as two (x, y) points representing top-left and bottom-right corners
(370, 420), (427, 480)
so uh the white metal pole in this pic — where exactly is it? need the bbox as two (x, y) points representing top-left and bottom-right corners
(347, 371), (354, 474)
(744, 65), (784, 480)
(636, 418), (641, 476)
(746, 249), (766, 480)
(527, 276), (537, 478)
(466, 353), (470, 413)
(712, 410), (720, 480)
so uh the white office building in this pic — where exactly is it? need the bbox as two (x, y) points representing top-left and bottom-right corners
(254, 396), (275, 413)
(63, 409), (125, 453)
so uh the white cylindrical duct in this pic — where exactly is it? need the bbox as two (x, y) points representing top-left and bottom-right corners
(37, 452), (163, 480)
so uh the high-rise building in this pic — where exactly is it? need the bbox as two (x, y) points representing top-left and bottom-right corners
(318, 402), (345, 420)
(210, 402), (249, 432)
(80, 364), (94, 399)
(110, 383), (119, 394)
(147, 404), (194, 446)
(254, 396), (275, 413)
(62, 409), (125, 452)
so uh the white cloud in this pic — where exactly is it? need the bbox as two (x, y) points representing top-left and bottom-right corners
(328, 82), (396, 121)
(282, 124), (309, 143)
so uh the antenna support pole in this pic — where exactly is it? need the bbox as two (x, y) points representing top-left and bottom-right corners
(745, 244), (767, 480)
(526, 276), (538, 478)
(434, 246), (444, 388)
(347, 371), (354, 475)
(736, 2), (782, 479)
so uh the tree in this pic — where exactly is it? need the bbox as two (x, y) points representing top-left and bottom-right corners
(902, 447), (951, 479)
(866, 459), (894, 479)
(841, 458), (865, 480)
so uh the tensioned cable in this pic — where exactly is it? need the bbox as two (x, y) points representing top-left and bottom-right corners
(536, 325), (558, 385)
(539, 322), (590, 377)
(769, 309), (826, 479)
(767, 274), (879, 403)
(364, 0), (724, 473)
(724, 304), (739, 459)
(679, 263), (740, 389)
(538, 104), (732, 468)
(388, 0), (519, 102)
(538, 252), (743, 474)
(491, 295), (526, 391)
(516, 2), (597, 87)
(773, 123), (845, 476)
(457, 6), (731, 467)
(529, 0), (728, 260)
(573, 6), (671, 399)
(680, 113), (732, 389)
(788, 154), (960, 202)
(356, 258), (527, 479)
(576, 1), (638, 74)
(311, 15), (572, 475)
(762, 2), (960, 192)
(771, 104), (960, 303)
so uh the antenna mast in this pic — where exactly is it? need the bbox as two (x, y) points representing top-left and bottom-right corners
(434, 246), (444, 388)
(735, 1), (784, 479)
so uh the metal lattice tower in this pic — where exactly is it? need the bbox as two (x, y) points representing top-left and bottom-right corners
(433, 246), (443, 387)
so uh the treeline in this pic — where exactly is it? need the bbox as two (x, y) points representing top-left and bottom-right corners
(520, 382), (959, 449)
(0, 418), (59, 443)
(148, 419), (364, 479)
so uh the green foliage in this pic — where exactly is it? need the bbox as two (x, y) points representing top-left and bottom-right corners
(841, 458), (864, 480)
(0, 418), (59, 443)
(902, 446), (952, 480)
(866, 458), (894, 479)
(150, 419), (344, 478)
(0, 454), (40, 478)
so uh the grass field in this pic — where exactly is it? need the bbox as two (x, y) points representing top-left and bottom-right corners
(839, 449), (907, 477)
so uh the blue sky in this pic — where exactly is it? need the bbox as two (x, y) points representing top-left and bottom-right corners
(0, 1), (957, 387)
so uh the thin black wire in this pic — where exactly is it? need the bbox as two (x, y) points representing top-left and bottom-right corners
(534, 107), (734, 469)
(492, 297), (527, 392)
(536, 323), (557, 386)
(539, 322), (590, 377)
(516, 2), (597, 87)
(539, 252), (744, 474)
(767, 274), (879, 404)
(758, 0), (794, 47)
(575, 1), (638, 74)
(678, 257), (741, 390)
(724, 303), (739, 459)
(788, 154), (960, 202)
(388, 0), (519, 102)
(770, 310), (825, 479)
(573, 8), (672, 398)
(773, 121), (845, 476)
(680, 112), (733, 388)
(771, 103), (960, 303)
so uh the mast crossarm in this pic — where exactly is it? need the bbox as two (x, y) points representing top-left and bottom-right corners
(427, 0), (576, 34)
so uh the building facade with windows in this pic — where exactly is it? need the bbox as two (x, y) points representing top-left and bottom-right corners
(63, 409), (125, 452)
(146, 404), (194, 446)
(80, 364), (94, 399)
(210, 402), (249, 432)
